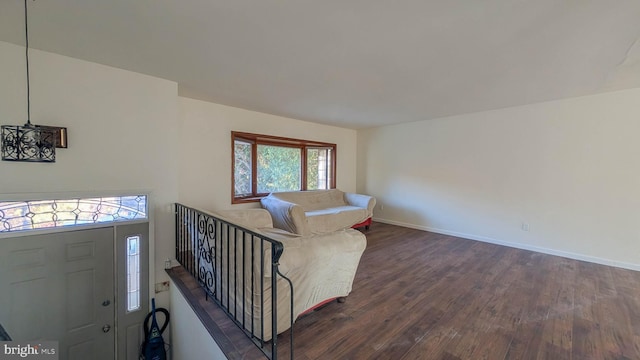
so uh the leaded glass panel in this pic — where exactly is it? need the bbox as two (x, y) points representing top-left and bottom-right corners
(0, 195), (148, 233)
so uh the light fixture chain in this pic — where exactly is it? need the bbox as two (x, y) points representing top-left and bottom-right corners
(24, 0), (31, 126)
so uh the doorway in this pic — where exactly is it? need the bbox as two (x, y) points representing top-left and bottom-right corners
(0, 222), (149, 360)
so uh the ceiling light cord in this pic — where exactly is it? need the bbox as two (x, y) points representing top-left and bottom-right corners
(24, 0), (31, 126)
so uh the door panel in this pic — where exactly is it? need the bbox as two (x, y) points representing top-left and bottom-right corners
(0, 227), (115, 360)
(9, 277), (47, 340)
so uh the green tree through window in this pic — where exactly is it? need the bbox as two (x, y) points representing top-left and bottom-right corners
(257, 145), (301, 193)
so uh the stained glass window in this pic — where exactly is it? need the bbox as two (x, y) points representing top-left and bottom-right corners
(0, 195), (147, 233)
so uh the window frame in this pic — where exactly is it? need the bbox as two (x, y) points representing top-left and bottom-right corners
(232, 131), (337, 204)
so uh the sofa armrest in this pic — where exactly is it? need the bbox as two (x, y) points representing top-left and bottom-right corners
(344, 192), (376, 217)
(260, 196), (310, 236)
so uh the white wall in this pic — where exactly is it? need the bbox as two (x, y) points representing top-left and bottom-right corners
(170, 278), (227, 360)
(178, 97), (358, 211)
(0, 41), (179, 306)
(358, 88), (640, 270)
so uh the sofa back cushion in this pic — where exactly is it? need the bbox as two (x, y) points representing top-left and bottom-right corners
(270, 189), (347, 211)
(217, 209), (273, 230)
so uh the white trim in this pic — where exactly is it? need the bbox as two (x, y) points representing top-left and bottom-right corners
(147, 193), (156, 305)
(0, 219), (149, 239)
(0, 189), (151, 202)
(373, 217), (640, 272)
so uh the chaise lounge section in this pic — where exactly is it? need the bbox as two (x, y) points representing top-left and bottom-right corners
(260, 189), (376, 236)
(219, 208), (368, 339)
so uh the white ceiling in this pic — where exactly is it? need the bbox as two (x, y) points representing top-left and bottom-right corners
(1, 1), (640, 129)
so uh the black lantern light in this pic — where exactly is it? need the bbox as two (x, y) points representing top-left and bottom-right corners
(1, 0), (60, 162)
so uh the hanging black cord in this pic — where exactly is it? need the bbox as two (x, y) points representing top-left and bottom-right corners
(24, 0), (31, 126)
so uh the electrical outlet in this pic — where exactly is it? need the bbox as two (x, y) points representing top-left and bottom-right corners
(155, 281), (170, 293)
(164, 258), (172, 269)
(380, 204), (384, 211)
(521, 223), (530, 231)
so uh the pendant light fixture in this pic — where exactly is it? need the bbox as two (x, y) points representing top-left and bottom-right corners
(1, 0), (65, 162)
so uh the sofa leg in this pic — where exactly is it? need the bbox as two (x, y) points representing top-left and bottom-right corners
(337, 297), (346, 303)
(365, 225), (370, 230)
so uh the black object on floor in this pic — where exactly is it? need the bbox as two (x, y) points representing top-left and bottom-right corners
(141, 298), (170, 360)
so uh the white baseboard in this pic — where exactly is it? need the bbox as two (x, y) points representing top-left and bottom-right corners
(372, 217), (640, 272)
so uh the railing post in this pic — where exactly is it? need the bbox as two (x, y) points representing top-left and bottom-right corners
(174, 203), (179, 265)
(271, 242), (284, 360)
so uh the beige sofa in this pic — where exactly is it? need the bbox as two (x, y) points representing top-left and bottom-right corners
(211, 209), (367, 340)
(260, 189), (376, 236)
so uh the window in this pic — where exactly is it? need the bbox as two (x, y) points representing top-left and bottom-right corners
(126, 235), (141, 312)
(232, 132), (336, 203)
(0, 195), (148, 233)
(307, 147), (333, 190)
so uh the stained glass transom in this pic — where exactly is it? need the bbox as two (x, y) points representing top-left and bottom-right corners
(0, 195), (147, 233)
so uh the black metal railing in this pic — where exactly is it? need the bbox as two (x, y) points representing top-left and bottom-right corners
(175, 203), (294, 359)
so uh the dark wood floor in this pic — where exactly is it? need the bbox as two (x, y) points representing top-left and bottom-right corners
(274, 222), (640, 360)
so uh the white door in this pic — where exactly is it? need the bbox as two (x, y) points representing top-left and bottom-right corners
(0, 227), (115, 359)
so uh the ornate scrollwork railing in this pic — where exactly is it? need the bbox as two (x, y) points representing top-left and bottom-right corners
(175, 203), (293, 360)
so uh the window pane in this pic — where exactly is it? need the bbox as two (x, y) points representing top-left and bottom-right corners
(234, 140), (252, 197)
(257, 145), (301, 193)
(307, 148), (331, 190)
(127, 235), (141, 312)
